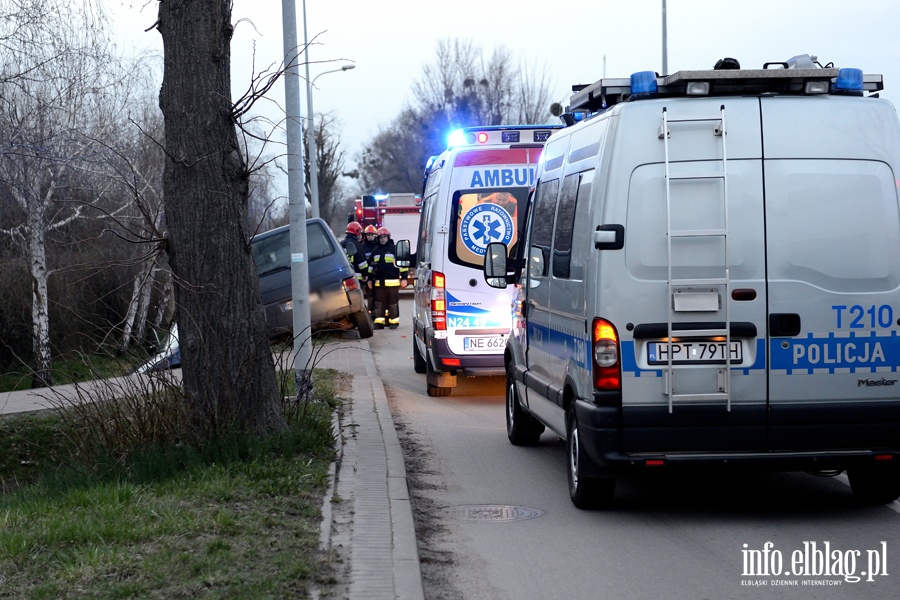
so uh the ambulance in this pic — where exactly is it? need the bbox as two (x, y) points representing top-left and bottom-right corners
(404, 125), (560, 396)
(483, 56), (900, 508)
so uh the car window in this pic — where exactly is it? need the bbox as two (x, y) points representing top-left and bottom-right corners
(252, 229), (291, 276)
(307, 221), (336, 261)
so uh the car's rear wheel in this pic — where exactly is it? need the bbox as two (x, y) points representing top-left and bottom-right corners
(506, 372), (543, 446)
(567, 405), (615, 509)
(352, 309), (374, 339)
(413, 336), (426, 374)
(848, 464), (900, 504)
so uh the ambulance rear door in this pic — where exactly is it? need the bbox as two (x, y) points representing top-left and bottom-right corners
(441, 147), (542, 357)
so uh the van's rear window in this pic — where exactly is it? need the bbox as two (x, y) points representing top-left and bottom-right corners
(448, 187), (527, 269)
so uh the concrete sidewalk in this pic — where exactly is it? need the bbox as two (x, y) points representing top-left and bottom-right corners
(1, 340), (425, 600)
(316, 336), (425, 600)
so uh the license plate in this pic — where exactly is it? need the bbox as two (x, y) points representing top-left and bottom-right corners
(463, 336), (506, 352)
(647, 340), (742, 365)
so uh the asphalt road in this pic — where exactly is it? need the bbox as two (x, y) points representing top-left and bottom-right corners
(370, 299), (900, 600)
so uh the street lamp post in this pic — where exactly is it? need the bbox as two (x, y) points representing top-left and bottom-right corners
(305, 64), (356, 220)
(281, 0), (312, 393)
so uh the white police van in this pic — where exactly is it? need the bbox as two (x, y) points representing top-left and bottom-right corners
(484, 56), (900, 508)
(404, 125), (559, 396)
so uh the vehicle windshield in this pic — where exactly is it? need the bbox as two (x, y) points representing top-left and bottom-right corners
(251, 222), (336, 277)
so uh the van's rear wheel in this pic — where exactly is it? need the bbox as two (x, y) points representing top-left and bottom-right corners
(352, 310), (374, 339)
(848, 464), (900, 504)
(425, 360), (452, 397)
(413, 337), (426, 374)
(506, 373), (543, 446)
(567, 405), (615, 509)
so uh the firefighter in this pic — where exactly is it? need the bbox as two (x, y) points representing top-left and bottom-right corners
(341, 221), (368, 286)
(367, 226), (408, 329)
(361, 225), (379, 319)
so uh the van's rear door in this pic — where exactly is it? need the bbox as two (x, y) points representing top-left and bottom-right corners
(762, 96), (900, 451)
(618, 98), (769, 453)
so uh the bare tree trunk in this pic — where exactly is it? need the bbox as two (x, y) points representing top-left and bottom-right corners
(157, 0), (285, 438)
(119, 260), (154, 353)
(27, 203), (52, 388)
(152, 268), (174, 333)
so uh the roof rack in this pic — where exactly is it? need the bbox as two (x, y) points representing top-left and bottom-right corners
(567, 67), (884, 114)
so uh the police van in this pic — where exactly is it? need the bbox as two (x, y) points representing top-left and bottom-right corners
(402, 125), (559, 396)
(483, 56), (900, 508)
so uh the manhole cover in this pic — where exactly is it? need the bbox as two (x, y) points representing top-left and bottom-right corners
(454, 505), (545, 522)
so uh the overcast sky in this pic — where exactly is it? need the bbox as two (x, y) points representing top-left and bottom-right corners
(112, 0), (899, 174)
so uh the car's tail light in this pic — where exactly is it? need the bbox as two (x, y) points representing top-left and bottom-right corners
(343, 277), (360, 292)
(592, 318), (621, 390)
(431, 271), (446, 331)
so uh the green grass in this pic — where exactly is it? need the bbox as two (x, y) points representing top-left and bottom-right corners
(0, 368), (345, 599)
(0, 353), (137, 393)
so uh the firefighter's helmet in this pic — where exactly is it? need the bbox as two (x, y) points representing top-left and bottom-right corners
(376, 227), (390, 237)
(346, 221), (363, 236)
(363, 225), (377, 235)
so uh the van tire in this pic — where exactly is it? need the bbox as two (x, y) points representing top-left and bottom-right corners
(352, 310), (374, 339)
(847, 465), (900, 505)
(567, 406), (615, 509)
(413, 337), (426, 374)
(427, 384), (451, 397)
(506, 374), (543, 446)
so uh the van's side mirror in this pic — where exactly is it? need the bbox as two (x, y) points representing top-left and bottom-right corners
(344, 240), (358, 257)
(396, 239), (411, 267)
(483, 242), (508, 289)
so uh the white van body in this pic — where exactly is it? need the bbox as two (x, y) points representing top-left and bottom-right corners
(487, 60), (900, 508)
(411, 126), (559, 396)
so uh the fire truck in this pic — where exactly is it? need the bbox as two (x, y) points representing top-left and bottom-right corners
(350, 193), (422, 230)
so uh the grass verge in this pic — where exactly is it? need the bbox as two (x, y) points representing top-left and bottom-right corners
(0, 368), (345, 599)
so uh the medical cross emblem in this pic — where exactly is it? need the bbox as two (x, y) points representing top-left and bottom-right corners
(459, 203), (514, 256)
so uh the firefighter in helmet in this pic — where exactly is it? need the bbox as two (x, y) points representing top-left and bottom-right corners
(341, 221), (368, 285)
(361, 225), (379, 319)
(367, 226), (408, 329)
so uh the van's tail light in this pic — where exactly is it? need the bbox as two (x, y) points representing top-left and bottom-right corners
(343, 277), (360, 293)
(592, 318), (621, 390)
(431, 271), (447, 331)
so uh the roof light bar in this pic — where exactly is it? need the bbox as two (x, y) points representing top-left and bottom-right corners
(567, 61), (884, 114)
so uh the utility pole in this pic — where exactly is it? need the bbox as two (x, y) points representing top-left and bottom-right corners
(662, 0), (668, 75)
(281, 0), (313, 394)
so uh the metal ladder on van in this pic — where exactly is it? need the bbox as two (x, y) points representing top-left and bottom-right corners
(660, 105), (732, 412)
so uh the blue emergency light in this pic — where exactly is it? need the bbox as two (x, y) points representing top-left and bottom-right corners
(630, 71), (659, 97)
(835, 68), (864, 94)
(447, 129), (467, 148)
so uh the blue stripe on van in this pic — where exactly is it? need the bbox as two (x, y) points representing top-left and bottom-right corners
(526, 322), (590, 370)
(769, 330), (900, 374)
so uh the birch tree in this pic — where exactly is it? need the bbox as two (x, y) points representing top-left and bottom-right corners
(0, 0), (143, 387)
